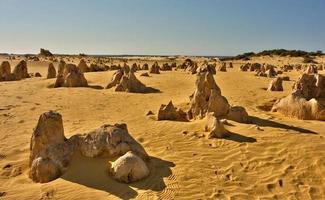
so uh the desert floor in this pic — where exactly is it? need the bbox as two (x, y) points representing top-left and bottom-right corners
(0, 56), (324, 200)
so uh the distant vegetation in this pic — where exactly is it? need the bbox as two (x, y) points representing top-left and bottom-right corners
(221, 49), (324, 61)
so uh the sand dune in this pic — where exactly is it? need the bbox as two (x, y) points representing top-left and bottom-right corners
(0, 56), (324, 199)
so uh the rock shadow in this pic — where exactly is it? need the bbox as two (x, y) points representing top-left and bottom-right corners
(61, 153), (174, 200)
(249, 116), (317, 134)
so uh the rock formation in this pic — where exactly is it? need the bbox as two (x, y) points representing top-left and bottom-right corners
(39, 48), (53, 57)
(205, 113), (229, 138)
(157, 101), (187, 121)
(227, 106), (250, 123)
(57, 60), (66, 75)
(188, 68), (229, 119)
(304, 65), (318, 74)
(29, 111), (73, 183)
(228, 62), (233, 68)
(47, 63), (56, 79)
(218, 62), (227, 72)
(115, 71), (149, 93)
(69, 123), (149, 160)
(142, 63), (149, 70)
(54, 64), (88, 87)
(77, 59), (90, 73)
(267, 77), (283, 91)
(106, 68), (153, 93)
(106, 69), (124, 89)
(188, 66), (250, 123)
(131, 63), (139, 72)
(109, 151), (149, 183)
(160, 63), (172, 71)
(13, 60), (29, 80)
(149, 62), (160, 74)
(272, 74), (325, 120)
(29, 112), (150, 183)
(240, 63), (250, 71)
(0, 61), (15, 81)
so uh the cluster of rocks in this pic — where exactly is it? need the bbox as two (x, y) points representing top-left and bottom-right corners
(154, 64), (250, 138)
(272, 73), (325, 120)
(0, 60), (30, 82)
(106, 65), (151, 93)
(54, 61), (88, 87)
(157, 101), (187, 121)
(188, 66), (250, 137)
(29, 111), (150, 183)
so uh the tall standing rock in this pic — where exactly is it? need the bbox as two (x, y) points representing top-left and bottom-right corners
(77, 59), (90, 73)
(13, 60), (29, 80)
(149, 62), (160, 74)
(29, 111), (73, 183)
(267, 77), (283, 91)
(0, 61), (14, 81)
(188, 68), (228, 119)
(47, 63), (57, 79)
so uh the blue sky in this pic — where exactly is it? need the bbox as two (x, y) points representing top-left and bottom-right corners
(0, 0), (324, 56)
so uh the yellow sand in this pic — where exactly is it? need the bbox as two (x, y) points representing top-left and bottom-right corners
(0, 56), (324, 199)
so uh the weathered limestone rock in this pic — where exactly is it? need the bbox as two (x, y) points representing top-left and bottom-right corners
(157, 101), (187, 121)
(160, 63), (172, 71)
(13, 60), (29, 80)
(267, 77), (283, 91)
(205, 113), (229, 138)
(227, 106), (250, 123)
(69, 124), (149, 160)
(39, 48), (53, 57)
(131, 63), (139, 72)
(240, 63), (250, 71)
(109, 151), (149, 183)
(228, 62), (233, 68)
(304, 65), (318, 74)
(57, 60), (66, 75)
(29, 111), (73, 183)
(142, 63), (149, 70)
(54, 64), (88, 87)
(77, 59), (90, 73)
(47, 63), (56, 79)
(116, 71), (150, 93)
(105, 69), (124, 89)
(0, 61), (14, 81)
(218, 62), (227, 72)
(149, 62), (160, 74)
(272, 74), (325, 120)
(188, 69), (229, 119)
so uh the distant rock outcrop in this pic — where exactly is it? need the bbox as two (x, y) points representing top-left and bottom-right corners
(39, 48), (53, 57)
